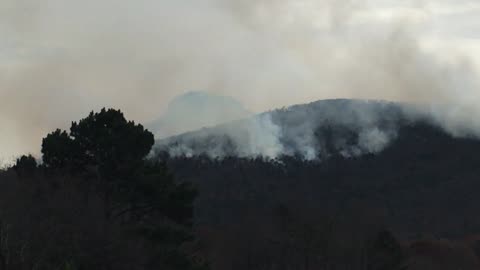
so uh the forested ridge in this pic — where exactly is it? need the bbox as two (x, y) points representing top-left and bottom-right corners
(2, 106), (480, 269)
(161, 121), (480, 269)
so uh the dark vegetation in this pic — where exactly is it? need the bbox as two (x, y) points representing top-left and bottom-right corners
(155, 99), (480, 269)
(166, 122), (480, 237)
(2, 102), (480, 269)
(1, 109), (205, 270)
(160, 121), (480, 269)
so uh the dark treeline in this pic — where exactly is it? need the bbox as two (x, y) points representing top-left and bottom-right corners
(0, 109), (206, 270)
(2, 109), (480, 269)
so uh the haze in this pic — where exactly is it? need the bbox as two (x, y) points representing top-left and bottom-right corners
(1, 0), (480, 162)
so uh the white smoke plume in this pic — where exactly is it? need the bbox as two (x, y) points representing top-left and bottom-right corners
(1, 0), (480, 161)
(162, 113), (283, 159)
(156, 99), (427, 160)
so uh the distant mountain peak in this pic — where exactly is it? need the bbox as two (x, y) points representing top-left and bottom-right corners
(166, 91), (248, 112)
(148, 91), (252, 138)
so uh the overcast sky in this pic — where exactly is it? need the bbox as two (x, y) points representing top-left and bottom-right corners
(0, 0), (479, 162)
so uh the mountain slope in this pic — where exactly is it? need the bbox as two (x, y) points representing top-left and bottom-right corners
(155, 99), (429, 159)
(165, 121), (480, 237)
(153, 99), (480, 238)
(153, 99), (480, 267)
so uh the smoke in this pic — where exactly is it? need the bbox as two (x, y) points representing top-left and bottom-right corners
(156, 99), (422, 160)
(358, 128), (391, 154)
(1, 0), (480, 161)
(165, 113), (284, 159)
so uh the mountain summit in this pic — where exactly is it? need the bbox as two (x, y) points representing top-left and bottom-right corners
(149, 91), (252, 138)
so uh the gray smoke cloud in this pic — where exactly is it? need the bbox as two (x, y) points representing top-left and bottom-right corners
(0, 0), (480, 162)
(155, 99), (414, 160)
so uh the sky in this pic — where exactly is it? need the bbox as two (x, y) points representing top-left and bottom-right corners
(0, 0), (480, 162)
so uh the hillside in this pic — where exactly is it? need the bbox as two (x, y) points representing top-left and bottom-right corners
(153, 99), (480, 237)
(165, 122), (480, 235)
(150, 99), (480, 269)
(155, 99), (428, 159)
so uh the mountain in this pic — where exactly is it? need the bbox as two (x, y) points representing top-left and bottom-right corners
(148, 91), (252, 138)
(155, 98), (429, 159)
(165, 120), (480, 232)
(151, 99), (480, 266)
(152, 99), (480, 268)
